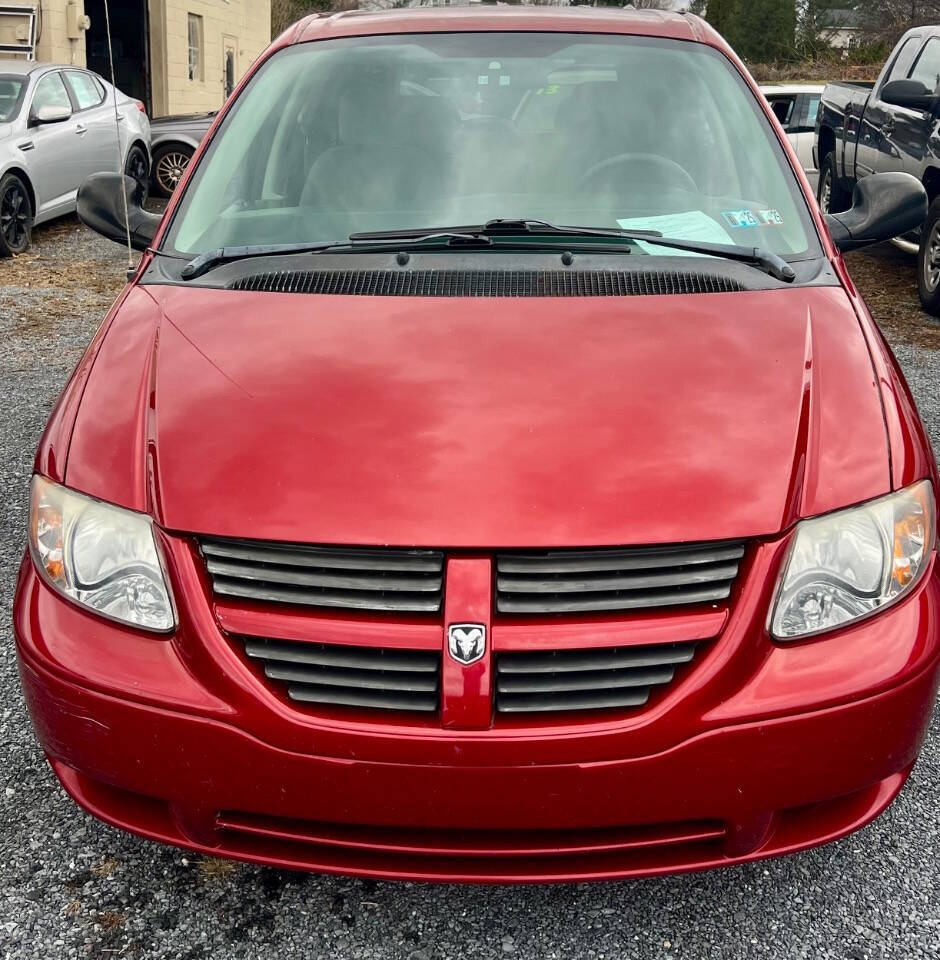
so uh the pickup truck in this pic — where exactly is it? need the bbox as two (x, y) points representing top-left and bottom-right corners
(816, 25), (940, 312)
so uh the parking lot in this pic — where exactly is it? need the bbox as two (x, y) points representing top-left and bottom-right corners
(1, 216), (938, 960)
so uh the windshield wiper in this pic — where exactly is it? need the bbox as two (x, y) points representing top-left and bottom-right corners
(352, 219), (797, 283)
(179, 233), (494, 280)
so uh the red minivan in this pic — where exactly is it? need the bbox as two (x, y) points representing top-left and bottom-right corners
(14, 8), (940, 883)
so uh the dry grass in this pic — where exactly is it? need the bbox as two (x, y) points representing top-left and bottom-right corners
(91, 858), (121, 879)
(846, 246), (940, 350)
(97, 910), (126, 930)
(750, 60), (882, 83)
(196, 857), (239, 879)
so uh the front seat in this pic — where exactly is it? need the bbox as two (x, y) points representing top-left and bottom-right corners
(301, 85), (446, 220)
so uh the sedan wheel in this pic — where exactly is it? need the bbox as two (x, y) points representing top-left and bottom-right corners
(924, 220), (940, 294)
(125, 145), (150, 204)
(153, 147), (193, 198)
(0, 173), (32, 256)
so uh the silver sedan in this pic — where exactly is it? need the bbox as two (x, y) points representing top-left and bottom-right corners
(0, 59), (151, 256)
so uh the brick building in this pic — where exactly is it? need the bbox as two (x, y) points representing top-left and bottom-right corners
(0, 0), (271, 117)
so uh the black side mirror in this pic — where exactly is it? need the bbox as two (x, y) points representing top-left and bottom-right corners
(824, 172), (927, 253)
(881, 78), (938, 112)
(77, 172), (162, 251)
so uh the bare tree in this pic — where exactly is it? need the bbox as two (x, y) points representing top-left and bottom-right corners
(855, 0), (940, 47)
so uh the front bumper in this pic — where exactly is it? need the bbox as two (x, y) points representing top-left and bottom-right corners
(13, 544), (940, 883)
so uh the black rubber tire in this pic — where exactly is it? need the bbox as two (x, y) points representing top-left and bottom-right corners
(817, 151), (850, 214)
(125, 144), (150, 205)
(0, 171), (32, 256)
(151, 143), (193, 198)
(917, 196), (940, 315)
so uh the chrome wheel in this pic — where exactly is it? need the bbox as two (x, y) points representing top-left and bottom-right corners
(155, 150), (190, 195)
(819, 169), (832, 214)
(0, 178), (30, 253)
(923, 220), (940, 293)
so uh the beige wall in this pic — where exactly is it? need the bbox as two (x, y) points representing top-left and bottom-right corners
(153, 0), (270, 117)
(2, 2), (88, 66)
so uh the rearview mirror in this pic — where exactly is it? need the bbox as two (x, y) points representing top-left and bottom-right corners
(824, 172), (927, 253)
(30, 103), (71, 126)
(881, 78), (938, 112)
(77, 172), (162, 251)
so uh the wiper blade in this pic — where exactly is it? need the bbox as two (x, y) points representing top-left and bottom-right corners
(180, 233), (493, 280)
(351, 220), (796, 282)
(181, 241), (346, 280)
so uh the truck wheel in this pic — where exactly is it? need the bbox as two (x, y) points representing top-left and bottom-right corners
(0, 171), (32, 256)
(917, 197), (940, 315)
(817, 153), (849, 214)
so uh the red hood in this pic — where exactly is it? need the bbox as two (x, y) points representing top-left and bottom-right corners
(65, 284), (889, 548)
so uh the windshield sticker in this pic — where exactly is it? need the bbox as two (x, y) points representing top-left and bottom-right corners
(617, 211), (735, 257)
(759, 209), (785, 226)
(722, 210), (761, 229)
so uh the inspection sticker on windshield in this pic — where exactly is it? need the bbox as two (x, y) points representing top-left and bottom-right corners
(759, 209), (784, 226)
(722, 209), (761, 229)
(617, 211), (734, 257)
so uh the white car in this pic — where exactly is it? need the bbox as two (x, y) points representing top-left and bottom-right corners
(0, 59), (151, 255)
(760, 83), (824, 191)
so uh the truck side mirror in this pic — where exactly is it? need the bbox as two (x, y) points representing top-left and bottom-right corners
(824, 172), (927, 253)
(881, 78), (939, 112)
(77, 172), (163, 251)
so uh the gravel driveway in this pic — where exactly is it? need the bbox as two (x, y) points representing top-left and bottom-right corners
(1, 220), (938, 960)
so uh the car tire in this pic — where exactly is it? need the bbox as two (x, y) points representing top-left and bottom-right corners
(125, 144), (150, 205)
(817, 152), (849, 215)
(151, 143), (193, 198)
(0, 171), (33, 256)
(917, 197), (940, 315)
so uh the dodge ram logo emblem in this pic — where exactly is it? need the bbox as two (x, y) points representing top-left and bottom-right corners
(448, 623), (486, 665)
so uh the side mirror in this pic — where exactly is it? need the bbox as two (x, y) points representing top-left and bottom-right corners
(824, 172), (927, 253)
(29, 103), (71, 126)
(77, 172), (162, 251)
(881, 78), (938, 112)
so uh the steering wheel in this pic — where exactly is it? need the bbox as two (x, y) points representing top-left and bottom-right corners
(577, 153), (698, 195)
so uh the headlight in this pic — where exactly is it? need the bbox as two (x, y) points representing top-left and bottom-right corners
(771, 480), (935, 640)
(29, 476), (175, 632)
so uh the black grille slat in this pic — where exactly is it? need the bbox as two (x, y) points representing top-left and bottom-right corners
(495, 642), (697, 715)
(264, 664), (439, 693)
(496, 665), (676, 694)
(206, 558), (441, 593)
(497, 688), (653, 714)
(228, 269), (744, 298)
(496, 541), (745, 615)
(245, 639), (439, 672)
(287, 685), (438, 712)
(496, 642), (696, 675)
(200, 537), (444, 613)
(245, 638), (441, 713)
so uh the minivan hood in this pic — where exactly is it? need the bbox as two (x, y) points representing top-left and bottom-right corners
(66, 284), (889, 548)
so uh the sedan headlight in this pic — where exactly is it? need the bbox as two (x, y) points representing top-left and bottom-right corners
(771, 480), (935, 640)
(29, 476), (175, 631)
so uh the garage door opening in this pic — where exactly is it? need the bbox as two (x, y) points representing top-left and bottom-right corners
(84, 0), (151, 114)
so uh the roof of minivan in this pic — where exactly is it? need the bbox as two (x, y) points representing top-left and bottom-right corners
(292, 7), (719, 46)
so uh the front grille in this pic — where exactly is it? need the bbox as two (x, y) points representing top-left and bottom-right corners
(199, 537), (444, 613)
(244, 637), (441, 713)
(495, 641), (697, 714)
(496, 541), (746, 614)
(228, 269), (744, 297)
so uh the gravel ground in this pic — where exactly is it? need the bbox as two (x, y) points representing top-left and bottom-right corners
(1, 221), (939, 960)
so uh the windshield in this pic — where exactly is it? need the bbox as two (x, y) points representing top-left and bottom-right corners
(166, 33), (816, 261)
(0, 75), (26, 122)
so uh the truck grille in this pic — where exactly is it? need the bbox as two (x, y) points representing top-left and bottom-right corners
(244, 637), (441, 713)
(199, 538), (444, 613)
(495, 541), (746, 614)
(495, 641), (697, 714)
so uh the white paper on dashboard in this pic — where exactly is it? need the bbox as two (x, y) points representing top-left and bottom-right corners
(616, 211), (734, 257)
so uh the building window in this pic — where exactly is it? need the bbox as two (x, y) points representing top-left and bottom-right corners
(188, 14), (203, 82)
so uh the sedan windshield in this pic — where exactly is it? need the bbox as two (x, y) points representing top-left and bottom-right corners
(0, 75), (25, 122)
(166, 33), (816, 261)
